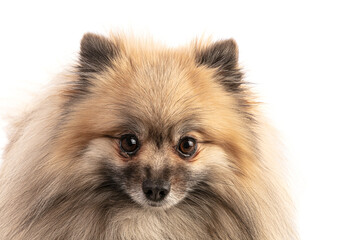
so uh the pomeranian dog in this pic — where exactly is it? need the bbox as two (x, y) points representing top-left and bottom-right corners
(0, 32), (297, 239)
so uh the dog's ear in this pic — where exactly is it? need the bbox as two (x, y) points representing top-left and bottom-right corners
(195, 39), (243, 92)
(78, 33), (119, 74)
(65, 33), (120, 99)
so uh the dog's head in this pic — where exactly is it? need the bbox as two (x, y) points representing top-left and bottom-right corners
(57, 33), (253, 209)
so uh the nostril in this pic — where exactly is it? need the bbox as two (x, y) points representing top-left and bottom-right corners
(158, 189), (168, 198)
(159, 182), (170, 197)
(145, 189), (153, 197)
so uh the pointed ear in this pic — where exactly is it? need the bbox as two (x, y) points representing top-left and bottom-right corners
(78, 33), (119, 74)
(195, 39), (243, 92)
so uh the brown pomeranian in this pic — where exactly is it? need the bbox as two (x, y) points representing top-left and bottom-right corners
(0, 33), (297, 239)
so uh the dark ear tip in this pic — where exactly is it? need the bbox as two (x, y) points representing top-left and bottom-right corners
(81, 32), (96, 40)
(195, 38), (242, 92)
(81, 32), (95, 43)
(80, 33), (105, 53)
(215, 38), (239, 57)
(78, 32), (118, 74)
(196, 38), (239, 67)
(220, 38), (238, 48)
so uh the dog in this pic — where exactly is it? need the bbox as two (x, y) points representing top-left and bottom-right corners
(0, 32), (297, 239)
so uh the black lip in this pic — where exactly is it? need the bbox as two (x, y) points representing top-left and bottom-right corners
(147, 201), (165, 207)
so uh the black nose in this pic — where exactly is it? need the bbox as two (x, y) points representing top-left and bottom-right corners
(142, 180), (170, 202)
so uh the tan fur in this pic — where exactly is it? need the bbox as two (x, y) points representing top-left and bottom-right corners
(0, 33), (297, 239)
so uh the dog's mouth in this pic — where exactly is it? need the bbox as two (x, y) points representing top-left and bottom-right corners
(146, 201), (167, 208)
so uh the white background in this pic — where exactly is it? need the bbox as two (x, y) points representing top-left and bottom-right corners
(0, 1), (359, 239)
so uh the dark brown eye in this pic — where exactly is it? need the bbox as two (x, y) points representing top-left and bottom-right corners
(177, 137), (197, 158)
(119, 134), (140, 156)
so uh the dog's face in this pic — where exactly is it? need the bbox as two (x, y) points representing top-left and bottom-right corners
(60, 33), (249, 209)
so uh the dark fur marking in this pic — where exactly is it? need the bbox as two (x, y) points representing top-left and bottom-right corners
(161, 166), (171, 180)
(145, 165), (151, 179)
(94, 163), (138, 213)
(196, 39), (243, 92)
(96, 164), (127, 199)
(122, 163), (140, 181)
(146, 117), (204, 151)
(144, 165), (172, 182)
(148, 126), (166, 149)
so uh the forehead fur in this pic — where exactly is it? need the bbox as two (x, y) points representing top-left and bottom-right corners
(81, 34), (238, 133)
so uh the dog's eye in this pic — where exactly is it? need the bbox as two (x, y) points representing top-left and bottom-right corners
(177, 137), (197, 158)
(119, 134), (140, 156)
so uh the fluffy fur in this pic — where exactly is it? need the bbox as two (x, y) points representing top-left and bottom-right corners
(0, 33), (297, 239)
